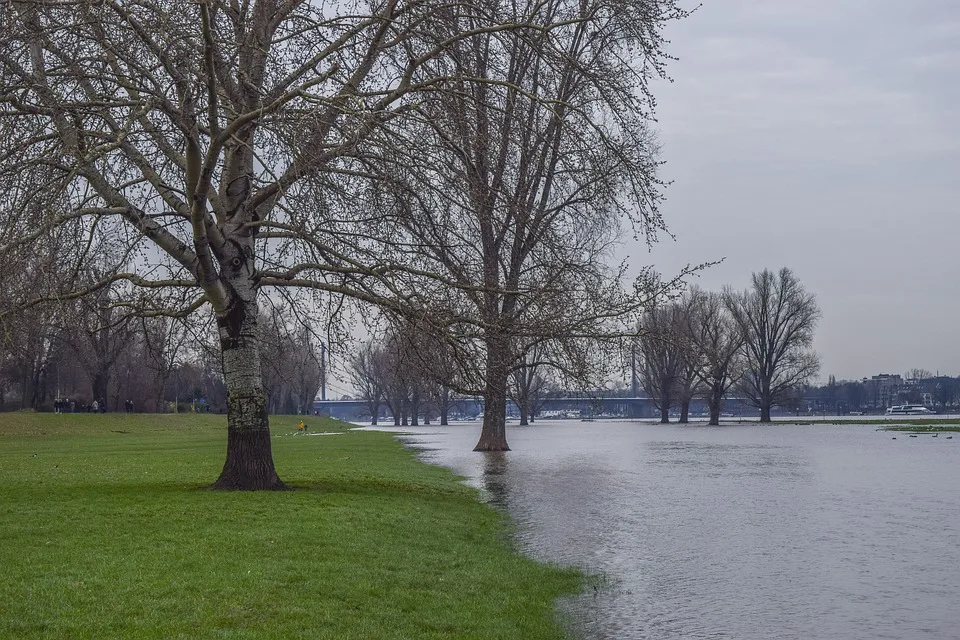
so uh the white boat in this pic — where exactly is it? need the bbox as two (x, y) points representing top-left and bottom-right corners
(886, 405), (934, 415)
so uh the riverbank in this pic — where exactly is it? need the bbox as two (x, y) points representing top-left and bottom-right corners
(0, 413), (580, 639)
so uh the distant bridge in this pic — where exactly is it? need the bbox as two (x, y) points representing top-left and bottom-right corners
(311, 395), (757, 422)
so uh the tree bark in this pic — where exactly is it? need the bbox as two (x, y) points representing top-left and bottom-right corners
(410, 389), (419, 426)
(708, 388), (721, 426)
(679, 400), (690, 424)
(439, 388), (449, 426)
(760, 402), (772, 423)
(92, 371), (109, 407)
(212, 295), (286, 491)
(659, 405), (670, 423)
(709, 406), (720, 426)
(475, 334), (510, 451)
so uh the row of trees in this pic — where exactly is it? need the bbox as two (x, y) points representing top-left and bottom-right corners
(636, 268), (821, 424)
(0, 0), (689, 488)
(1, 274), (323, 415)
(347, 322), (554, 426)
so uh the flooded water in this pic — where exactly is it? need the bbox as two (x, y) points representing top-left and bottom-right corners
(377, 420), (960, 639)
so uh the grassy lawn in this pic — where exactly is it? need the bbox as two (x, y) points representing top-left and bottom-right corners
(0, 413), (581, 639)
(879, 424), (960, 432)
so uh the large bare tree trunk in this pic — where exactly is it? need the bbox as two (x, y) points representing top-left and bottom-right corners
(92, 371), (109, 406)
(439, 387), (449, 426)
(679, 400), (690, 424)
(708, 384), (722, 426)
(212, 293), (286, 491)
(760, 403), (772, 423)
(475, 334), (510, 451)
(659, 405), (670, 424)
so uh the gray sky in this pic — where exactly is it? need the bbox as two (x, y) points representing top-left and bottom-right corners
(635, 0), (960, 381)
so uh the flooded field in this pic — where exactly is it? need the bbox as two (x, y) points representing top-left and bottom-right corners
(381, 420), (960, 639)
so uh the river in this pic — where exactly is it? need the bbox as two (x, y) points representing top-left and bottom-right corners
(369, 420), (960, 639)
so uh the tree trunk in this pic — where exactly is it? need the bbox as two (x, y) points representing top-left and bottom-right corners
(439, 387), (449, 426)
(92, 371), (109, 407)
(518, 399), (529, 426)
(708, 390), (721, 426)
(760, 403), (772, 423)
(709, 406), (721, 426)
(370, 402), (379, 425)
(679, 400), (690, 424)
(475, 334), (510, 451)
(212, 296), (286, 491)
(659, 405), (670, 423)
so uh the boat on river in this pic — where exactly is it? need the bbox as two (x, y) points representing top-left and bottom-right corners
(886, 405), (934, 415)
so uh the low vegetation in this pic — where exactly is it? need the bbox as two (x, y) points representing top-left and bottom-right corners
(0, 414), (581, 639)
(878, 423), (960, 433)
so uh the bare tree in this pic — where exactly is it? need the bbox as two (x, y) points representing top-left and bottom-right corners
(58, 278), (137, 410)
(378, 0), (689, 450)
(683, 288), (744, 426)
(346, 340), (386, 425)
(3, 1), (668, 486)
(725, 268), (821, 422)
(637, 303), (686, 423)
(672, 297), (701, 424)
(140, 316), (191, 412)
(509, 348), (549, 426)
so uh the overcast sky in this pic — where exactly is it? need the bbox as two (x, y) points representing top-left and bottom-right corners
(632, 0), (960, 381)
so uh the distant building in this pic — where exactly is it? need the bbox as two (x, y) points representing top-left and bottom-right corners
(863, 373), (903, 409)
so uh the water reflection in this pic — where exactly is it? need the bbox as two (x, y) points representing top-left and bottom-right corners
(481, 451), (510, 508)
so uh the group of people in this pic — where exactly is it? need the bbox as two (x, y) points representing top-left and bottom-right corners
(54, 397), (106, 413)
(53, 398), (136, 413)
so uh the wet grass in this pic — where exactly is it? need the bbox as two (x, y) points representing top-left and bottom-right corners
(0, 413), (581, 639)
(714, 417), (960, 428)
(878, 424), (960, 433)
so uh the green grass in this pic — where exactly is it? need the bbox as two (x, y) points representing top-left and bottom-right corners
(0, 413), (581, 639)
(709, 417), (960, 428)
(879, 424), (960, 432)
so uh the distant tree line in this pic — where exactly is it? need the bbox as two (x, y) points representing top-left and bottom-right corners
(635, 267), (821, 424)
(347, 320), (557, 426)
(0, 278), (323, 415)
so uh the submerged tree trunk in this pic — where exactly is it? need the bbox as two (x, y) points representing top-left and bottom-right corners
(659, 404), (670, 424)
(440, 388), (449, 426)
(760, 403), (772, 423)
(708, 390), (721, 426)
(475, 334), (510, 451)
(709, 405), (721, 426)
(212, 294), (286, 491)
(707, 380), (724, 425)
(410, 389), (419, 426)
(517, 394), (529, 426)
